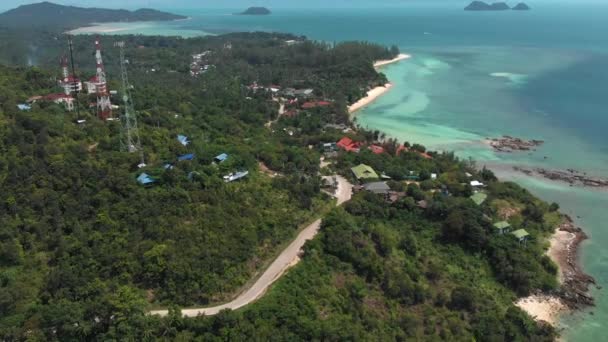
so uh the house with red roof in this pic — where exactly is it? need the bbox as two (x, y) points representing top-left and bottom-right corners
(369, 145), (385, 154)
(337, 137), (362, 153)
(302, 101), (332, 110)
(396, 145), (432, 159)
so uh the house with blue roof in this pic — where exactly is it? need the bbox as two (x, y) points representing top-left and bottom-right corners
(17, 104), (31, 111)
(177, 134), (190, 146)
(178, 153), (195, 161)
(214, 153), (229, 163)
(137, 173), (156, 185)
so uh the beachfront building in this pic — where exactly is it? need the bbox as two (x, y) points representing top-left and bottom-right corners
(511, 229), (530, 244)
(494, 221), (512, 235)
(369, 145), (385, 154)
(351, 164), (379, 182)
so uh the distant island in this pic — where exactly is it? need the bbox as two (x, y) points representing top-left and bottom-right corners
(465, 1), (514, 11)
(238, 7), (272, 15)
(512, 3), (532, 10)
(0, 1), (187, 29)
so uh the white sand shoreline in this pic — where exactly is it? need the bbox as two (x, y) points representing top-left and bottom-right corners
(374, 53), (411, 68)
(348, 83), (393, 114)
(347, 53), (411, 115)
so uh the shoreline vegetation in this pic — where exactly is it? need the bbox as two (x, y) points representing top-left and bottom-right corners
(347, 55), (595, 328)
(347, 53), (411, 114)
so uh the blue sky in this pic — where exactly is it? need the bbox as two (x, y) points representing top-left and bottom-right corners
(0, 0), (598, 12)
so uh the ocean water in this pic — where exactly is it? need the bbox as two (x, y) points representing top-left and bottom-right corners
(74, 4), (608, 340)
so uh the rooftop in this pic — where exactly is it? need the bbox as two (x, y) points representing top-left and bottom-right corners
(363, 181), (391, 194)
(512, 229), (530, 239)
(494, 221), (511, 230)
(351, 164), (379, 180)
(470, 192), (488, 205)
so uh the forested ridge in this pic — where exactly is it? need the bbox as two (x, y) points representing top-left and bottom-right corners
(0, 31), (560, 340)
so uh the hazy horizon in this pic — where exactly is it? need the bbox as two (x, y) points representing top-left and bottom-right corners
(1, 0), (605, 12)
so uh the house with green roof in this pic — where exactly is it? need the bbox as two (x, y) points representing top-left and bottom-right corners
(493, 221), (511, 235)
(470, 192), (487, 206)
(351, 164), (379, 181)
(511, 229), (530, 244)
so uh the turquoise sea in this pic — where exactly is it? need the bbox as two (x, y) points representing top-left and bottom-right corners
(75, 4), (608, 340)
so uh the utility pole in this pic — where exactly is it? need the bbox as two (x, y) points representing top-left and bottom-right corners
(115, 41), (145, 168)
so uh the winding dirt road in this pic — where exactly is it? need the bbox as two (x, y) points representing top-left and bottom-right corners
(150, 176), (352, 317)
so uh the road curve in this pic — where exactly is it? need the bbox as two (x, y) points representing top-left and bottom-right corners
(150, 176), (352, 317)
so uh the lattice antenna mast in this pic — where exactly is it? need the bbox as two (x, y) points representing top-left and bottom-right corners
(95, 38), (112, 120)
(67, 36), (82, 119)
(115, 41), (145, 166)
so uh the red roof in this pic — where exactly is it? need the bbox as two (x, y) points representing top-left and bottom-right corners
(284, 109), (299, 117)
(396, 145), (432, 159)
(60, 76), (81, 83)
(44, 93), (73, 101)
(337, 137), (361, 152)
(302, 101), (332, 109)
(369, 145), (385, 154)
(396, 145), (409, 155)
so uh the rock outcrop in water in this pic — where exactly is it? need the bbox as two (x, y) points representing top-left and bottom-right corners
(465, 1), (511, 11)
(512, 3), (531, 11)
(513, 166), (608, 188)
(487, 136), (544, 152)
(238, 7), (271, 15)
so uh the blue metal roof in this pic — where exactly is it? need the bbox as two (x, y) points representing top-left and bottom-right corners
(178, 153), (195, 161)
(137, 173), (155, 185)
(177, 134), (190, 146)
(17, 104), (31, 111)
(215, 153), (229, 162)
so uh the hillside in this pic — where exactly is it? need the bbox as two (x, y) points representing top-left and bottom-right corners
(0, 1), (186, 29)
(0, 32), (561, 341)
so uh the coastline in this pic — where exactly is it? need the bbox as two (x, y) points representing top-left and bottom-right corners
(67, 17), (191, 35)
(374, 53), (411, 68)
(347, 53), (411, 115)
(348, 83), (393, 115)
(515, 216), (595, 327)
(348, 54), (596, 330)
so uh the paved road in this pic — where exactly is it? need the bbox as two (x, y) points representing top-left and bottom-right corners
(150, 176), (352, 317)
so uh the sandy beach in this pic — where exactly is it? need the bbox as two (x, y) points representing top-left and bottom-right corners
(347, 53), (411, 115)
(67, 24), (135, 34)
(515, 216), (594, 327)
(348, 83), (393, 114)
(516, 295), (566, 325)
(374, 53), (411, 68)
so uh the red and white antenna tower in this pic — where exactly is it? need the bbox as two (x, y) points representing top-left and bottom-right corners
(94, 38), (112, 120)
